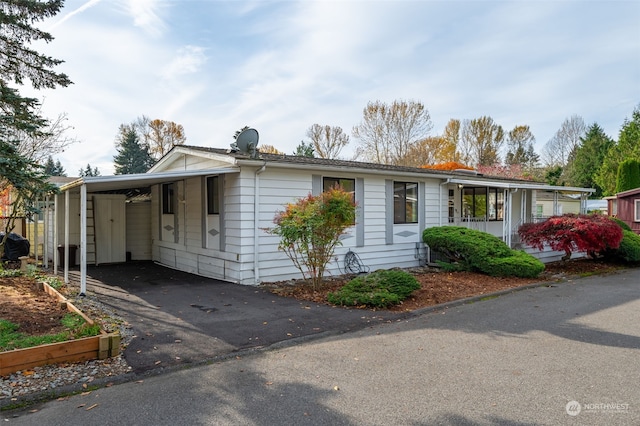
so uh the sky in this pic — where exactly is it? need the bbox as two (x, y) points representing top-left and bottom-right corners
(23, 0), (640, 175)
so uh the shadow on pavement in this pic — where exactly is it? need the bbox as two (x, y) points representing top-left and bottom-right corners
(70, 261), (406, 373)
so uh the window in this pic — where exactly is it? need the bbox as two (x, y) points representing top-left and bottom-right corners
(323, 177), (355, 200)
(461, 187), (503, 220)
(394, 182), (418, 223)
(162, 183), (175, 214)
(488, 188), (504, 220)
(462, 187), (486, 218)
(635, 199), (640, 222)
(536, 204), (543, 217)
(206, 176), (219, 215)
(323, 177), (356, 224)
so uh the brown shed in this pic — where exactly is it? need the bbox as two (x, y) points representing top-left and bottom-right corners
(610, 187), (640, 234)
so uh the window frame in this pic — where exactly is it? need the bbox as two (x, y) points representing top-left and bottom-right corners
(162, 183), (175, 215)
(322, 177), (355, 200)
(322, 177), (356, 225)
(393, 181), (418, 224)
(461, 187), (503, 221)
(206, 176), (220, 215)
(634, 199), (640, 222)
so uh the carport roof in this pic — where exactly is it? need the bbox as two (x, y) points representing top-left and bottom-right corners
(59, 168), (239, 193)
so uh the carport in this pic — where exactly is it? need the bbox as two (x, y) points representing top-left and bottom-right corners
(51, 168), (239, 295)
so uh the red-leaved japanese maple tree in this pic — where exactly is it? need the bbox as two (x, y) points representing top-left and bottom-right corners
(518, 214), (623, 261)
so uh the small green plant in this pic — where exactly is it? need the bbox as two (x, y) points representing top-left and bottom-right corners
(328, 269), (420, 308)
(0, 269), (22, 277)
(40, 274), (64, 290)
(266, 187), (357, 289)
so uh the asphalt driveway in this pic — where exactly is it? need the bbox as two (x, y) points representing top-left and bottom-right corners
(79, 262), (406, 372)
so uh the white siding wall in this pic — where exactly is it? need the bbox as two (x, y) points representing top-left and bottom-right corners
(147, 154), (569, 286)
(126, 202), (152, 260)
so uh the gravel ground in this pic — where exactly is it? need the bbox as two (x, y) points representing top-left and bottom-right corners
(0, 286), (135, 405)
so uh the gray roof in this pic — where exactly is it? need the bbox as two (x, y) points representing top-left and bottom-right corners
(181, 145), (538, 184)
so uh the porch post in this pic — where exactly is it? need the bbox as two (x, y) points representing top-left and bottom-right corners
(521, 189), (527, 225)
(80, 184), (87, 296)
(64, 190), (70, 284)
(553, 191), (559, 216)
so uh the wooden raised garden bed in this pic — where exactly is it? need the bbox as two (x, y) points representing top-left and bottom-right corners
(0, 282), (120, 376)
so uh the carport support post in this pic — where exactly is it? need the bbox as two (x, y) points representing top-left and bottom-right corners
(64, 190), (70, 284)
(43, 195), (49, 268)
(33, 195), (39, 265)
(80, 184), (87, 296)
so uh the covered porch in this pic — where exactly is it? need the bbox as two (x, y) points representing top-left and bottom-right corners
(438, 177), (595, 249)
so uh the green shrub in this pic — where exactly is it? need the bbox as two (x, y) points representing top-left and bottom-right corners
(423, 226), (544, 278)
(605, 230), (640, 263)
(482, 251), (545, 278)
(328, 269), (420, 308)
(610, 217), (632, 231)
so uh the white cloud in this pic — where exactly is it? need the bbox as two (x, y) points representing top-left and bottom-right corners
(161, 46), (208, 80)
(126, 0), (166, 37)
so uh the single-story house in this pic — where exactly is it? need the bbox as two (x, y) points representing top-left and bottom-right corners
(39, 144), (594, 293)
(607, 187), (640, 234)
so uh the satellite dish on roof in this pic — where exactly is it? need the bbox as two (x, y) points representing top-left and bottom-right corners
(231, 128), (260, 159)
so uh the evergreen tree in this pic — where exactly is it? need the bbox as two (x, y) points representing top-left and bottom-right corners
(544, 166), (563, 186)
(113, 128), (154, 174)
(615, 159), (640, 193)
(79, 164), (100, 177)
(293, 141), (315, 157)
(564, 124), (613, 197)
(43, 156), (66, 176)
(0, 1), (69, 244)
(595, 105), (640, 195)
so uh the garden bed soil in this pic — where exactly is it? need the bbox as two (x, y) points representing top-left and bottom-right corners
(261, 258), (627, 312)
(0, 275), (68, 337)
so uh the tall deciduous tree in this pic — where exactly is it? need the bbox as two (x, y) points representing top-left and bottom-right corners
(441, 119), (461, 162)
(113, 127), (154, 174)
(563, 123), (613, 197)
(352, 99), (433, 165)
(459, 116), (504, 167)
(146, 118), (186, 160)
(541, 115), (586, 167)
(404, 136), (450, 167)
(595, 105), (640, 196)
(15, 109), (78, 164)
(306, 124), (349, 159)
(259, 144), (283, 155)
(505, 125), (538, 169)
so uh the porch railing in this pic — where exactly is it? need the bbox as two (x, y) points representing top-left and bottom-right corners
(447, 216), (488, 232)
